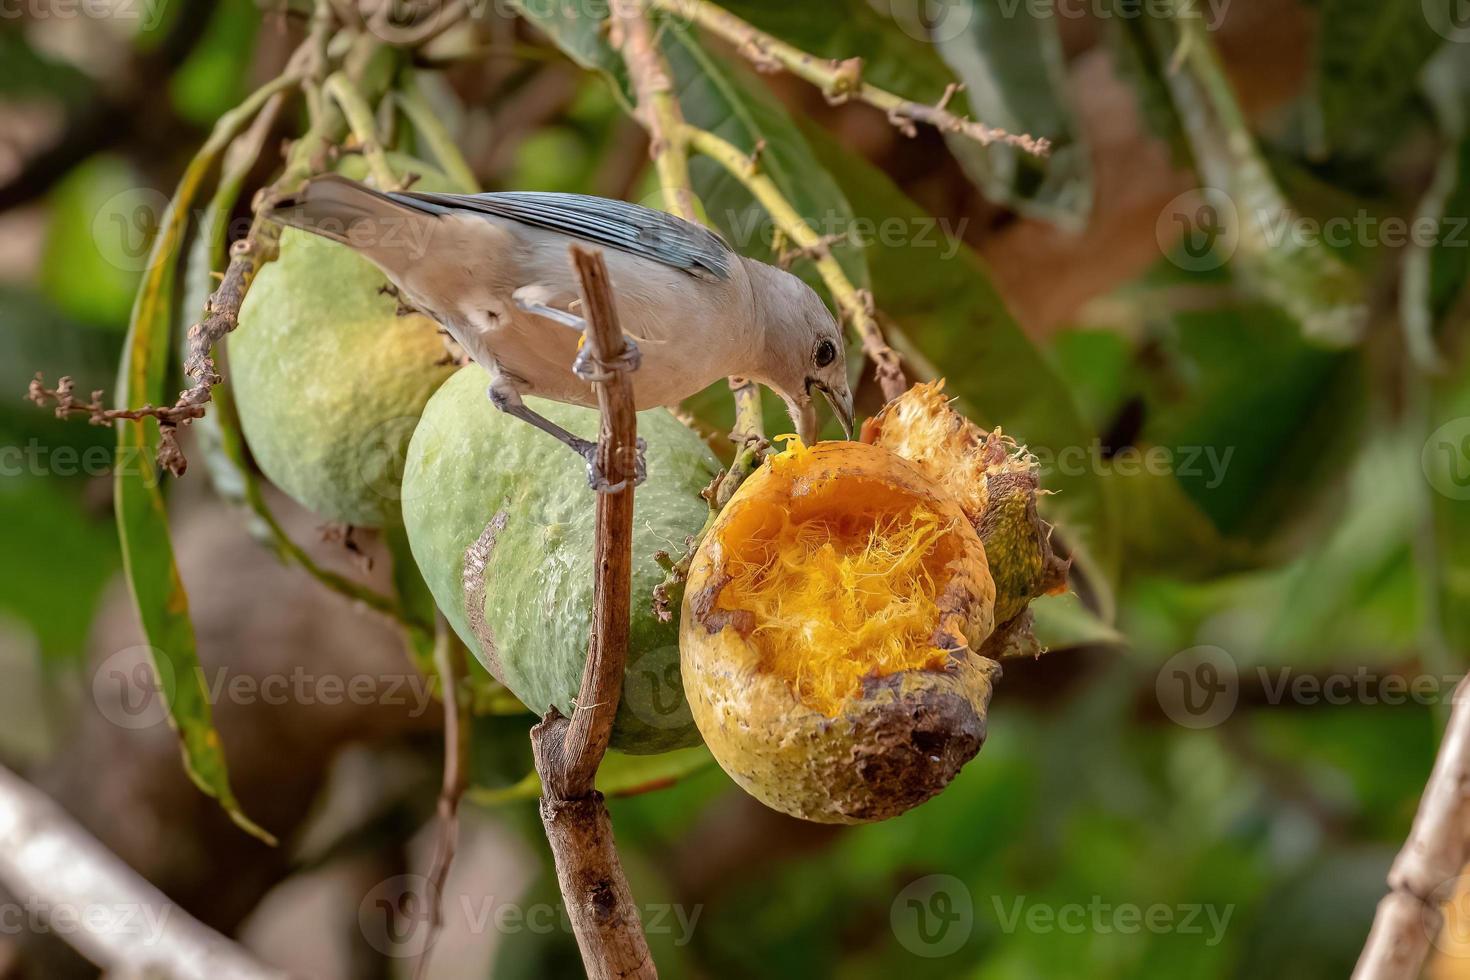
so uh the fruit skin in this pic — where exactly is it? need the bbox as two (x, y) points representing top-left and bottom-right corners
(229, 156), (457, 528)
(864, 381), (1069, 651)
(402, 365), (721, 754)
(680, 440), (999, 823)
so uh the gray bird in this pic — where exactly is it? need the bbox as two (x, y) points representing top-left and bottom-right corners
(263, 175), (854, 489)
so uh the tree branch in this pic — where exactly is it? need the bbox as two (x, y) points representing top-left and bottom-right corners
(325, 70), (401, 188)
(610, 0), (765, 442)
(682, 124), (907, 400)
(0, 764), (286, 979)
(1354, 675), (1470, 979)
(652, 0), (1048, 154)
(528, 246), (655, 979)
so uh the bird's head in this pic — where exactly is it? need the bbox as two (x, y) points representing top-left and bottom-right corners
(745, 260), (854, 445)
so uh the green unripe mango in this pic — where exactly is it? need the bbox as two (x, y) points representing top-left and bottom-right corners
(401, 365), (721, 753)
(229, 156), (458, 527)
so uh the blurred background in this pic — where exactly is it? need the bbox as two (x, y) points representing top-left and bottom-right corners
(1, 0), (1469, 977)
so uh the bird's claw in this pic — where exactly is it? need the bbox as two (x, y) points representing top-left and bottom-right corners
(581, 437), (647, 493)
(573, 338), (642, 384)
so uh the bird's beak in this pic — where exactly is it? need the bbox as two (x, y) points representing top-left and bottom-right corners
(815, 382), (855, 440)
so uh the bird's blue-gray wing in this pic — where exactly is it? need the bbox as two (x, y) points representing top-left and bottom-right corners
(386, 189), (733, 282)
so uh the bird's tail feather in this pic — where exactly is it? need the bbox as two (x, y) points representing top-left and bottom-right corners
(265, 174), (429, 245)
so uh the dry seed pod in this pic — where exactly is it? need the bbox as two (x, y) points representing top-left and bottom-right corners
(680, 439), (999, 823)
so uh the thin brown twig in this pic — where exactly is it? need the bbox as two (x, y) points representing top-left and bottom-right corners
(27, 375), (206, 476)
(611, 0), (698, 223)
(162, 12), (365, 474)
(651, 0), (1049, 155)
(529, 246), (655, 980)
(413, 622), (472, 980)
(1353, 675), (1470, 979)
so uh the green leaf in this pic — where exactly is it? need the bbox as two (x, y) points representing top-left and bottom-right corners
(168, 0), (259, 127)
(1030, 592), (1125, 651)
(1106, 17), (1188, 161)
(40, 156), (152, 329)
(1403, 46), (1470, 369)
(1144, 7), (1368, 345)
(1316, 0), (1447, 151)
(112, 77), (301, 845)
(114, 151), (273, 845)
(1427, 363), (1470, 670)
(929, 0), (1091, 228)
(663, 23), (869, 288)
(468, 746), (714, 805)
(799, 119), (1121, 593)
(706, 0), (1090, 223)
(1137, 302), (1366, 541)
(510, 0), (629, 93)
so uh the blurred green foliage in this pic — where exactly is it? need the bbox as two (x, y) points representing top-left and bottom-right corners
(4, 0), (1470, 976)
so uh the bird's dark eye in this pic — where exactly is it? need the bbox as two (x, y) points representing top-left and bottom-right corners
(814, 339), (837, 368)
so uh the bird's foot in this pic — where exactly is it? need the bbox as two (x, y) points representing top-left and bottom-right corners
(580, 436), (647, 493)
(378, 282), (417, 317)
(573, 338), (642, 384)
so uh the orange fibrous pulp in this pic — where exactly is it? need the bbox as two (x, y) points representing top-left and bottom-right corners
(713, 439), (968, 717)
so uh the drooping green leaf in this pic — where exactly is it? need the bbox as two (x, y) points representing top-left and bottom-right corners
(1316, 0), (1447, 151)
(1146, 5), (1368, 346)
(929, 0), (1091, 228)
(113, 81), (298, 845)
(468, 746), (714, 805)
